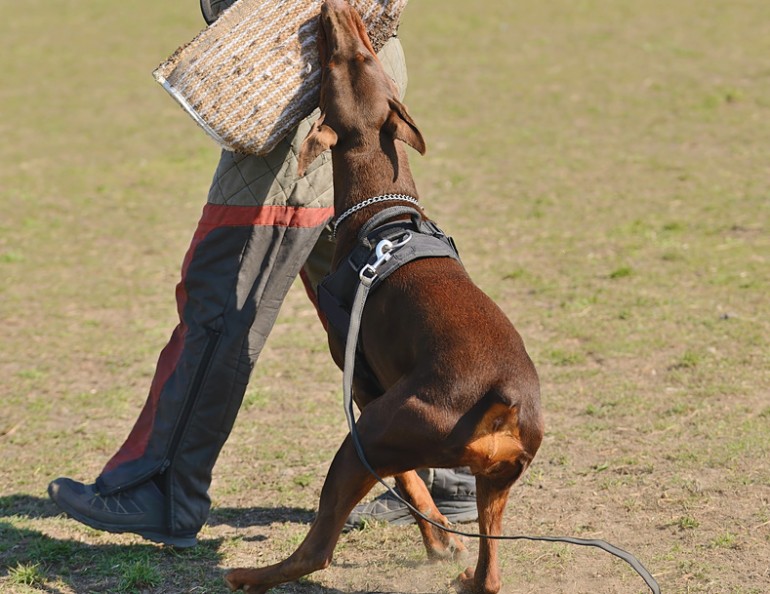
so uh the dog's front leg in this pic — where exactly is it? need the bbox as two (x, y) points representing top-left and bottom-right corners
(394, 471), (467, 561)
(225, 435), (379, 592)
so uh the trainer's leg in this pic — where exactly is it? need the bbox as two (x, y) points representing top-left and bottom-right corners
(49, 113), (334, 543)
(101, 113), (335, 530)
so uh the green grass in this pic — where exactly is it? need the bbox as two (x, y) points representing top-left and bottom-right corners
(676, 516), (700, 531)
(115, 553), (163, 593)
(2, 0), (769, 593)
(7, 563), (45, 588)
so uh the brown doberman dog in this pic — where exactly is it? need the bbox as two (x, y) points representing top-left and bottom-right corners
(225, 1), (544, 592)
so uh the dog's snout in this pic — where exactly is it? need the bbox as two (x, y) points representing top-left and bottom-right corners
(322, 0), (348, 13)
(319, 1), (346, 56)
(320, 0), (350, 29)
(319, 0), (365, 57)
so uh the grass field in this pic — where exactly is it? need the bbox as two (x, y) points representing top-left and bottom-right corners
(1, 0), (768, 592)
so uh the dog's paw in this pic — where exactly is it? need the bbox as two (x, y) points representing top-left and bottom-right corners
(224, 569), (270, 594)
(450, 535), (469, 563)
(452, 567), (475, 593)
(429, 533), (468, 563)
(424, 518), (468, 562)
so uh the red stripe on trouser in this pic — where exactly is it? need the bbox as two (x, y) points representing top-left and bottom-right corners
(102, 204), (333, 473)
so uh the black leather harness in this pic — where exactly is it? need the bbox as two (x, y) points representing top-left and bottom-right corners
(317, 205), (461, 389)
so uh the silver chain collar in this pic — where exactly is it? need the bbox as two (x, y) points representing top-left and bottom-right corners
(330, 193), (421, 238)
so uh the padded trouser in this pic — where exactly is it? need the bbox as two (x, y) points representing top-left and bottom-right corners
(95, 38), (407, 537)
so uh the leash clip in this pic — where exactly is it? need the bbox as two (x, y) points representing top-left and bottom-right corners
(359, 233), (412, 286)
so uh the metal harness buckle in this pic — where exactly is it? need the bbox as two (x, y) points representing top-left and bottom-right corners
(359, 233), (412, 286)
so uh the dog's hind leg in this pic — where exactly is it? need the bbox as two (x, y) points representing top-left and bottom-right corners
(453, 471), (519, 594)
(393, 470), (468, 561)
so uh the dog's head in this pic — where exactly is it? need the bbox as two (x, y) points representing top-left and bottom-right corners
(297, 0), (425, 176)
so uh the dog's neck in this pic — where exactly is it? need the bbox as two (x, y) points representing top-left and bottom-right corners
(331, 141), (418, 211)
(329, 140), (420, 265)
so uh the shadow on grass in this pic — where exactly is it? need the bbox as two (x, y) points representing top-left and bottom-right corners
(0, 520), (225, 592)
(0, 496), (412, 593)
(0, 521), (410, 594)
(208, 505), (316, 528)
(0, 493), (61, 520)
(0, 494), (226, 591)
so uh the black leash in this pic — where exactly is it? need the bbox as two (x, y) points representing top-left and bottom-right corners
(340, 238), (661, 594)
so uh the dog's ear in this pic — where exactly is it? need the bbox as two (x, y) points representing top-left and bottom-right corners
(297, 114), (338, 176)
(386, 98), (426, 155)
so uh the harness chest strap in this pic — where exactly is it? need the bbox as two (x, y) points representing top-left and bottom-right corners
(318, 206), (461, 351)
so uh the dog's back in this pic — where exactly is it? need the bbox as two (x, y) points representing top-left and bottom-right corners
(361, 256), (542, 473)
